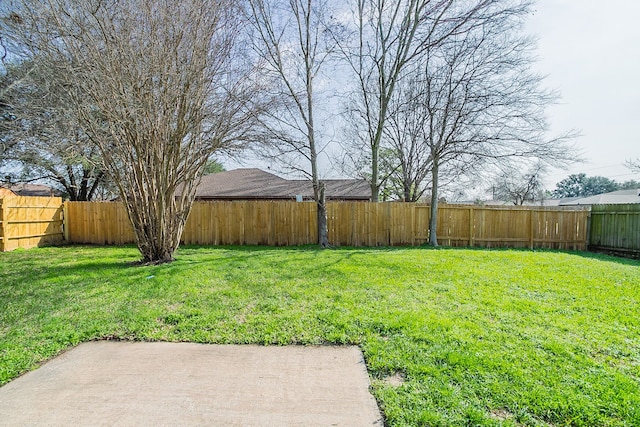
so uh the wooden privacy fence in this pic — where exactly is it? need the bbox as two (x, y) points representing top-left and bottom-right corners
(64, 201), (589, 250)
(418, 204), (588, 250)
(589, 204), (640, 256)
(64, 201), (136, 245)
(0, 196), (64, 251)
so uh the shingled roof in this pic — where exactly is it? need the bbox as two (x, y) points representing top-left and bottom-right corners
(2, 184), (58, 197)
(193, 168), (371, 201)
(557, 188), (640, 205)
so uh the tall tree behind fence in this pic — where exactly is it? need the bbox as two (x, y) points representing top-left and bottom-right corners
(64, 201), (589, 250)
(0, 196), (64, 251)
(589, 204), (640, 256)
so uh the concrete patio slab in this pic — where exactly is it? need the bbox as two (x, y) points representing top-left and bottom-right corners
(0, 341), (383, 426)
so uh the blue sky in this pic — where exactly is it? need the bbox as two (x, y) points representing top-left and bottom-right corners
(527, 0), (640, 187)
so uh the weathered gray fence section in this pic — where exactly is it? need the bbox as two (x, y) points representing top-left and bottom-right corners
(589, 204), (640, 256)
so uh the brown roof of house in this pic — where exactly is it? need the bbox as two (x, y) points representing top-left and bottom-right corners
(193, 168), (371, 200)
(4, 184), (57, 197)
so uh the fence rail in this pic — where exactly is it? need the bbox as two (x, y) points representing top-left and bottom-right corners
(64, 201), (589, 250)
(589, 204), (640, 256)
(0, 196), (64, 251)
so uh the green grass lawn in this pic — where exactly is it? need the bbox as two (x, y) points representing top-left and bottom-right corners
(1, 245), (639, 426)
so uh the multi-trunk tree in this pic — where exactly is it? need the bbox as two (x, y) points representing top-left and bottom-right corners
(3, 0), (262, 263)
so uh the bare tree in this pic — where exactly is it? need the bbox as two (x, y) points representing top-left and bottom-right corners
(4, 0), (261, 263)
(0, 72), (18, 168)
(340, 0), (503, 201)
(384, 0), (576, 245)
(626, 158), (640, 173)
(491, 163), (545, 205)
(0, 38), (26, 167)
(381, 76), (434, 202)
(0, 59), (108, 200)
(381, 73), (478, 203)
(247, 0), (336, 247)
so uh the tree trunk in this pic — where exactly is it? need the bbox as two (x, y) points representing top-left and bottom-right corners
(369, 182), (378, 202)
(128, 197), (189, 264)
(316, 181), (329, 248)
(309, 123), (328, 248)
(86, 172), (104, 201)
(403, 179), (411, 202)
(121, 160), (196, 264)
(428, 161), (439, 246)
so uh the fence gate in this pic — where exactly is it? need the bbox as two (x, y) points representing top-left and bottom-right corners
(0, 196), (64, 252)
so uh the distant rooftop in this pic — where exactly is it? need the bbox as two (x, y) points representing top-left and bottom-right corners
(191, 168), (371, 201)
(557, 188), (640, 206)
(1, 184), (58, 197)
(451, 188), (640, 207)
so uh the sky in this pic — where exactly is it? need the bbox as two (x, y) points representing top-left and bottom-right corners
(226, 0), (640, 191)
(526, 0), (640, 188)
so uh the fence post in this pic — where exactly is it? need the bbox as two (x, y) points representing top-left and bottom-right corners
(63, 201), (70, 242)
(585, 207), (592, 250)
(412, 205), (418, 245)
(529, 209), (535, 250)
(0, 198), (4, 252)
(468, 206), (474, 247)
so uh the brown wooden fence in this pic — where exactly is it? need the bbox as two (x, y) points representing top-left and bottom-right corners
(64, 201), (136, 245)
(0, 196), (64, 251)
(64, 201), (589, 250)
(589, 204), (640, 256)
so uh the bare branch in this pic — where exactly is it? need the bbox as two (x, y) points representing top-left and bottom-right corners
(626, 158), (640, 173)
(4, 0), (264, 263)
(247, 0), (340, 247)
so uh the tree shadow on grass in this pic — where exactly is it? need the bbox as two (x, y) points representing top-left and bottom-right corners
(0, 248), (156, 307)
(409, 244), (640, 267)
(568, 250), (640, 267)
